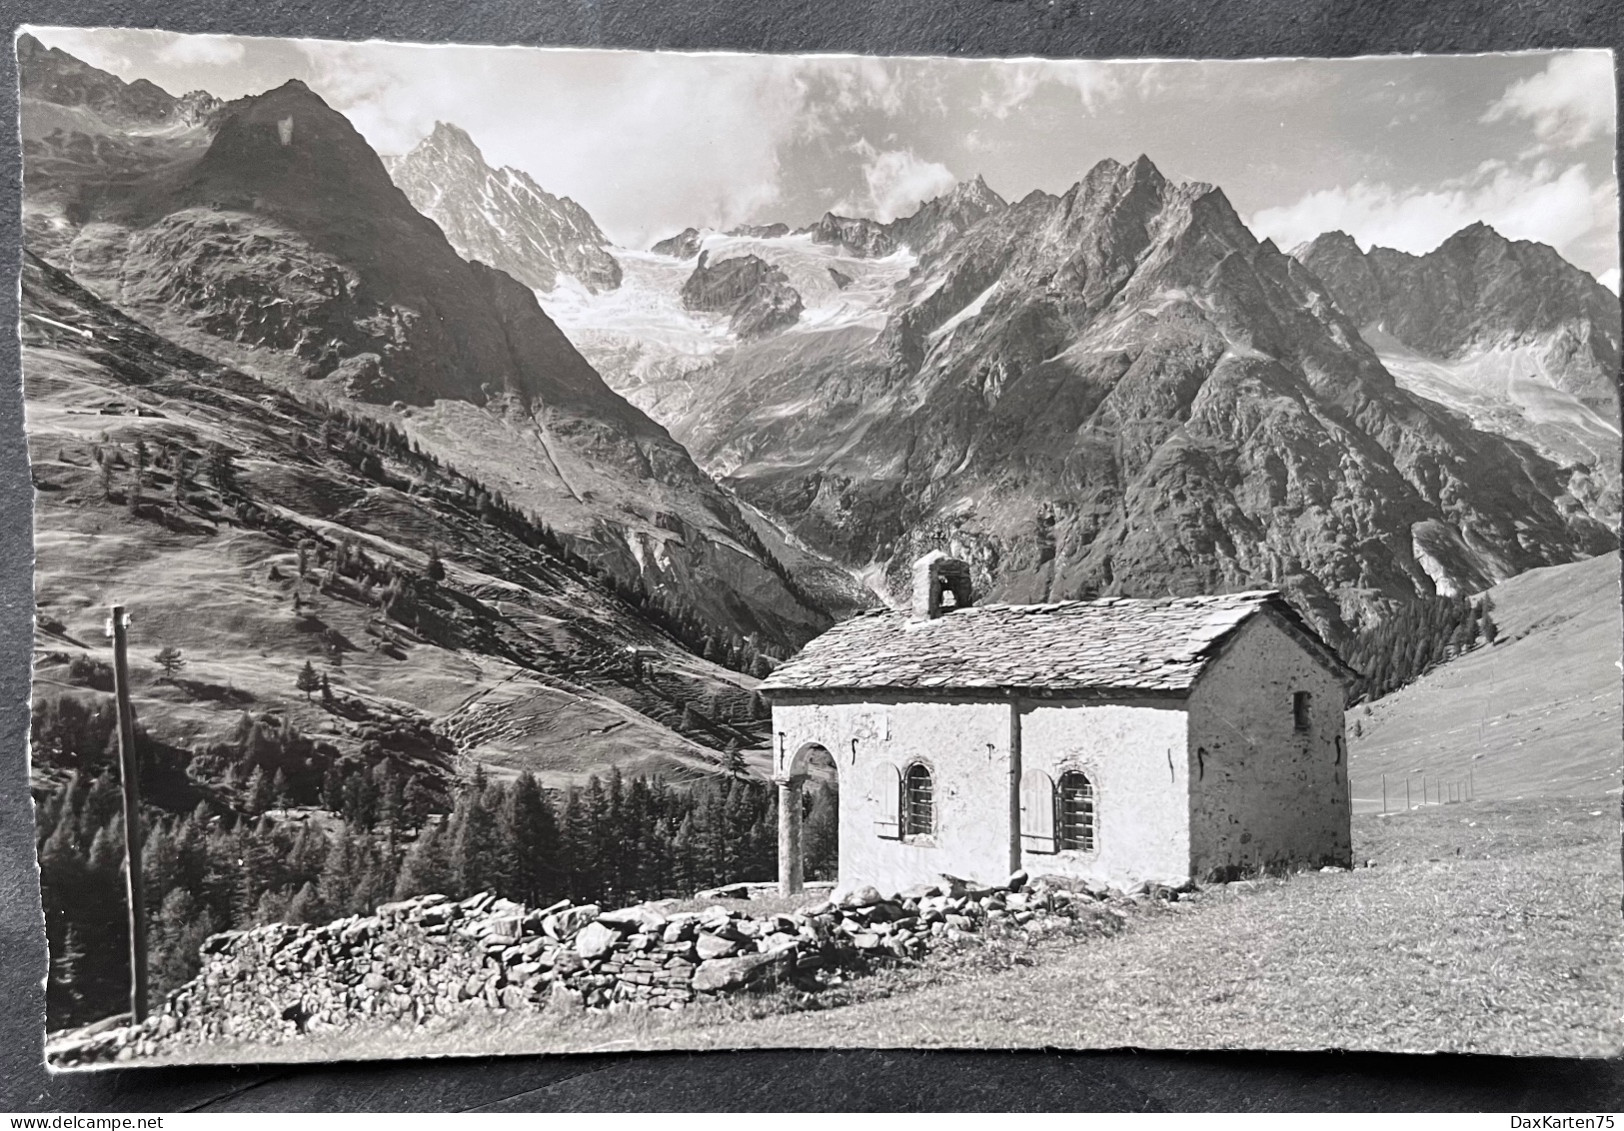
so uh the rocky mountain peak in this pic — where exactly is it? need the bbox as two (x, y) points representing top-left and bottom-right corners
(425, 119), (481, 152)
(886, 175), (1010, 256)
(19, 31), (183, 125)
(1296, 221), (1621, 365)
(1293, 222), (1621, 519)
(385, 118), (622, 293)
(185, 80), (405, 223)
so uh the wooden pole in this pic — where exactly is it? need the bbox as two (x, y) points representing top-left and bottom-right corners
(1381, 774), (1387, 814)
(109, 605), (147, 1023)
(1406, 777), (1411, 810)
(1468, 766), (1474, 801)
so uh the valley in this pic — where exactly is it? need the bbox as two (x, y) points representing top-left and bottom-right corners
(16, 31), (1622, 1069)
(24, 251), (768, 793)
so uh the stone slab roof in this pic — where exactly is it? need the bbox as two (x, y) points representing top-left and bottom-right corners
(761, 591), (1350, 697)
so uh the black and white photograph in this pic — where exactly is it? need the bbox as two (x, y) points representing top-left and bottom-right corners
(16, 26), (1622, 1069)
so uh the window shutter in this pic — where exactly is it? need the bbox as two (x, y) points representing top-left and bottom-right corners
(1020, 768), (1057, 854)
(873, 762), (901, 839)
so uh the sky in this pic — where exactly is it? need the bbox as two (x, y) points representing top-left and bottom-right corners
(25, 27), (1622, 290)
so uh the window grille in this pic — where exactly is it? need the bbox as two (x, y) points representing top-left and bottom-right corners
(903, 762), (934, 838)
(1057, 770), (1095, 851)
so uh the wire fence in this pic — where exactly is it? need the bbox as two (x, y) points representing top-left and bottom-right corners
(1360, 767), (1477, 814)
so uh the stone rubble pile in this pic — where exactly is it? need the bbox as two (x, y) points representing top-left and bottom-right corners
(47, 871), (1185, 1066)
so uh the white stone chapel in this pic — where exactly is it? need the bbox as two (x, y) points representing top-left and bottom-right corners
(761, 553), (1354, 895)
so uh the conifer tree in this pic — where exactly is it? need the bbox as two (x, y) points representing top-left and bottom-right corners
(285, 879), (328, 925)
(449, 771), (498, 898)
(296, 661), (321, 700)
(150, 887), (216, 1000)
(671, 809), (698, 896)
(394, 820), (453, 899)
(152, 646), (186, 681)
(500, 772), (559, 904)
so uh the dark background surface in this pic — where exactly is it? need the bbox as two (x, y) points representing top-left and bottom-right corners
(1, 0), (1621, 1112)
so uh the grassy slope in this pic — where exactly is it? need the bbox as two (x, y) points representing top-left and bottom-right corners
(141, 798), (1621, 1062)
(25, 256), (765, 792)
(1347, 551), (1621, 811)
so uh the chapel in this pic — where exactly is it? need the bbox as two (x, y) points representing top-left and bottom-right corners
(761, 552), (1355, 894)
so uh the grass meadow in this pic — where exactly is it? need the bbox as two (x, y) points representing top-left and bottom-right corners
(142, 795), (1621, 1065)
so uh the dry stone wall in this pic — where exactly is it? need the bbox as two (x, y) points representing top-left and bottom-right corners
(48, 871), (1182, 1066)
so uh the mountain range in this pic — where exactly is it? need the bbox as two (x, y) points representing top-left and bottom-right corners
(383, 121), (1615, 648)
(518, 153), (1617, 641)
(19, 33), (1621, 777)
(19, 38), (855, 674)
(386, 121), (623, 294)
(1294, 226), (1620, 516)
(22, 246), (766, 787)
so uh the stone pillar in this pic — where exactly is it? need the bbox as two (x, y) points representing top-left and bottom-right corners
(777, 777), (805, 896)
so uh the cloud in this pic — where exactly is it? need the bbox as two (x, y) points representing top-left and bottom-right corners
(294, 43), (815, 246)
(1599, 268), (1620, 295)
(833, 139), (958, 222)
(975, 60), (1124, 120)
(1483, 51), (1615, 151)
(154, 34), (245, 68)
(24, 26), (134, 76)
(1250, 160), (1616, 267)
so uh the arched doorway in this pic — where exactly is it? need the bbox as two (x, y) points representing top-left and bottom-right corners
(776, 742), (836, 895)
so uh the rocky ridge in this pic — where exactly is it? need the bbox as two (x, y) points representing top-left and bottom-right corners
(385, 121), (623, 294)
(18, 33), (219, 128)
(680, 251), (805, 339)
(19, 46), (836, 651)
(22, 248), (766, 786)
(803, 211), (899, 258)
(1293, 226), (1621, 521)
(676, 156), (1615, 638)
(46, 871), (1167, 1066)
(649, 178), (1006, 263)
(651, 226), (705, 259)
(885, 174), (1009, 258)
(1293, 224), (1620, 408)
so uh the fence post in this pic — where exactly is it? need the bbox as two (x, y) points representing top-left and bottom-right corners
(109, 604), (148, 1023)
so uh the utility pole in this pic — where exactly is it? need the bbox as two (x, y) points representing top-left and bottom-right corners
(108, 604), (147, 1023)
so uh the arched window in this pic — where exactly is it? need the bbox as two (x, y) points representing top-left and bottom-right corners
(1057, 771), (1095, 851)
(903, 762), (934, 838)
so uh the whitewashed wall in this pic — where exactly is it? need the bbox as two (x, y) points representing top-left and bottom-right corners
(774, 696), (1016, 894)
(1186, 614), (1352, 878)
(1017, 698), (1191, 888)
